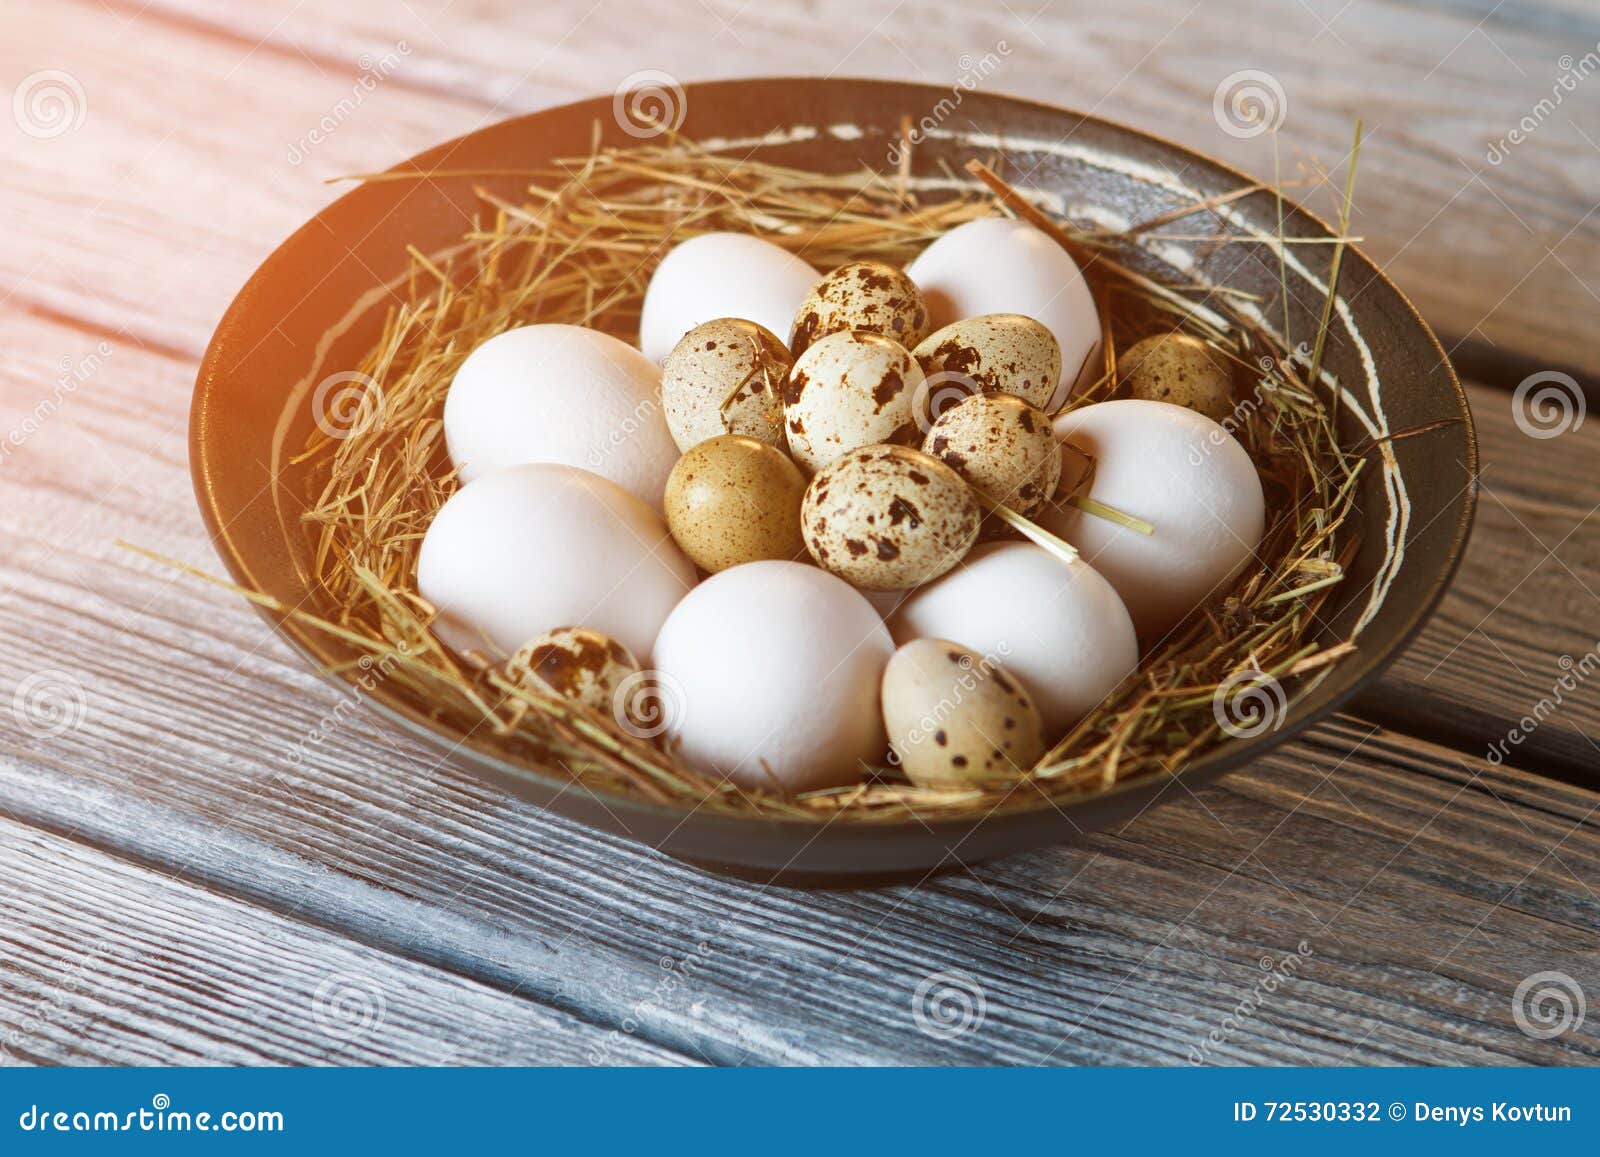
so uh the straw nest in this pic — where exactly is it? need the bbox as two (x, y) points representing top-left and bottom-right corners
(261, 125), (1373, 821)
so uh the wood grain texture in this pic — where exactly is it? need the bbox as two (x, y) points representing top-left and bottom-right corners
(1, 0), (1597, 1067)
(1362, 390), (1600, 780)
(3, 713), (1596, 1066)
(0, 818), (690, 1065)
(112, 0), (1600, 379)
(0, 0), (480, 357)
(4, 305), (1594, 781)
(0, 292), (1595, 1063)
(0, 300), (1595, 1063)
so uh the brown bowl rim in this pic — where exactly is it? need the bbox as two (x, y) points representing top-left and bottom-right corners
(190, 76), (1478, 847)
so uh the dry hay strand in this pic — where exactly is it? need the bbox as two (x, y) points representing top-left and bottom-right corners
(243, 126), (1373, 822)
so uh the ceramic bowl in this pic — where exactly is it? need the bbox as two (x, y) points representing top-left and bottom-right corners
(191, 78), (1476, 878)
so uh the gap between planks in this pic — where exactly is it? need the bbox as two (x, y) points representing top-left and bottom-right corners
(0, 713), (1594, 1065)
(4, 0), (1595, 384)
(0, 810), (695, 1066)
(0, 748), (759, 1067)
(0, 2), (1593, 1056)
(99, 0), (1600, 383)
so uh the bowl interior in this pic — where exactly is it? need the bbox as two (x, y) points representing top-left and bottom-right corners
(191, 78), (1475, 875)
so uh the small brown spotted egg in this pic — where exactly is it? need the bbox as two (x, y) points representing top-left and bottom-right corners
(1117, 332), (1235, 423)
(923, 394), (1062, 518)
(784, 330), (923, 473)
(790, 261), (931, 357)
(508, 627), (640, 718)
(664, 435), (807, 573)
(882, 638), (1046, 788)
(801, 445), (979, 591)
(911, 314), (1061, 411)
(662, 318), (791, 451)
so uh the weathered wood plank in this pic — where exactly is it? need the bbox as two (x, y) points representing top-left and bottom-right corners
(0, 0), (479, 356)
(1402, 0), (1600, 41)
(3, 713), (1596, 1066)
(5, 0), (1598, 378)
(1361, 391), (1600, 781)
(119, 0), (1600, 378)
(0, 304), (1595, 1063)
(0, 817), (690, 1065)
(5, 304), (1594, 779)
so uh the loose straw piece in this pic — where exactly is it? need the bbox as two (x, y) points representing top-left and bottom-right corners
(164, 127), (1366, 823)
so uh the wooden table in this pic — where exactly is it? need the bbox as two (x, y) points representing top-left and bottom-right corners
(2, 0), (1597, 1065)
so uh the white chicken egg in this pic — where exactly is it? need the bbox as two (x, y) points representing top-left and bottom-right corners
(639, 233), (819, 364)
(443, 324), (678, 510)
(905, 217), (1101, 409)
(651, 560), (893, 794)
(1038, 399), (1266, 642)
(417, 464), (696, 663)
(888, 541), (1138, 735)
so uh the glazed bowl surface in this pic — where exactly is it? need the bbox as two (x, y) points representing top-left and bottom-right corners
(190, 78), (1476, 876)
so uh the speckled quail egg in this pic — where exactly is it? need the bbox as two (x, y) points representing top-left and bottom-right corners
(906, 216), (1101, 409)
(882, 638), (1046, 788)
(507, 627), (639, 719)
(661, 318), (791, 452)
(801, 445), (979, 591)
(639, 232), (818, 364)
(785, 330), (923, 473)
(790, 261), (931, 357)
(888, 541), (1139, 735)
(664, 435), (807, 573)
(911, 314), (1061, 410)
(923, 393), (1061, 518)
(1117, 332), (1236, 423)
